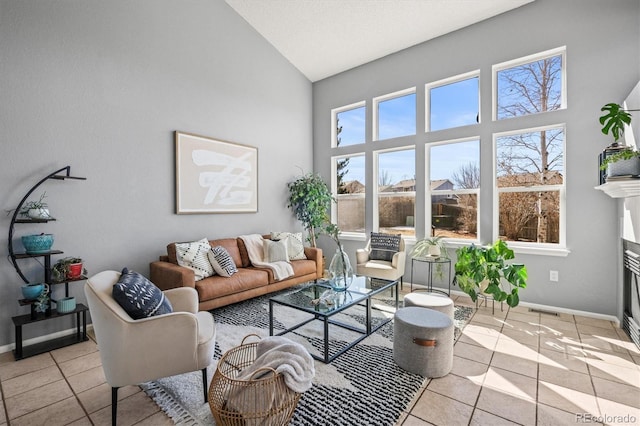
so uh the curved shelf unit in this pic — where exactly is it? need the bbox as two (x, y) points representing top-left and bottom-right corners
(7, 166), (86, 283)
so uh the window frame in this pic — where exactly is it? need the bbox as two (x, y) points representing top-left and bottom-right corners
(492, 46), (567, 122)
(425, 137), (481, 244)
(331, 153), (366, 238)
(493, 124), (568, 254)
(331, 101), (366, 148)
(425, 70), (481, 132)
(372, 87), (416, 141)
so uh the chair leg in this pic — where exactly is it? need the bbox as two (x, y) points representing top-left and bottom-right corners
(202, 368), (208, 403)
(112, 387), (118, 426)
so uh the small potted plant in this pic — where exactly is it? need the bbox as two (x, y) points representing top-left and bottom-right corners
(599, 103), (640, 177)
(454, 240), (527, 308)
(410, 236), (448, 258)
(52, 257), (86, 282)
(18, 192), (51, 219)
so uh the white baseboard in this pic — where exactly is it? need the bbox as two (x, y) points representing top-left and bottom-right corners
(0, 324), (94, 355)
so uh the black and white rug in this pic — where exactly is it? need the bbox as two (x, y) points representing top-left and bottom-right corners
(142, 287), (474, 425)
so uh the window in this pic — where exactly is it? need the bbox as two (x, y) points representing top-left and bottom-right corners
(494, 47), (566, 120)
(428, 139), (480, 240)
(427, 72), (480, 131)
(333, 102), (366, 147)
(375, 148), (415, 237)
(333, 154), (366, 233)
(373, 89), (416, 141)
(495, 125), (565, 245)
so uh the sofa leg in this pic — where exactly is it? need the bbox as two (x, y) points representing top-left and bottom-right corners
(202, 368), (208, 403)
(112, 387), (119, 426)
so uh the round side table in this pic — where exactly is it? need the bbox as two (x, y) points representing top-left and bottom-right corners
(409, 256), (451, 296)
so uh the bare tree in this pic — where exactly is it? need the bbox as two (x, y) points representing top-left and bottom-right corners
(452, 162), (480, 189)
(336, 118), (350, 194)
(378, 169), (393, 187)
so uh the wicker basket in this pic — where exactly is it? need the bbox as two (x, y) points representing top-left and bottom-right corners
(208, 334), (302, 426)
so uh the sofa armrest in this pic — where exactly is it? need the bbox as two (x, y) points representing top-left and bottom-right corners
(356, 249), (370, 265)
(164, 287), (199, 313)
(150, 261), (195, 291)
(304, 246), (323, 278)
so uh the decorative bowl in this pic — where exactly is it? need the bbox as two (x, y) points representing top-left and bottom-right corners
(21, 283), (45, 300)
(21, 233), (54, 254)
(56, 296), (76, 314)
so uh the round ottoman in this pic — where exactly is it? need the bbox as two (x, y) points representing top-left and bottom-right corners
(403, 292), (454, 319)
(393, 307), (453, 377)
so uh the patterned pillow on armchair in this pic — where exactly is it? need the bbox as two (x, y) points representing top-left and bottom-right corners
(369, 232), (401, 262)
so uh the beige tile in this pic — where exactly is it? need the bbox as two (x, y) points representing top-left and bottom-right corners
(453, 341), (493, 365)
(410, 389), (473, 426)
(499, 329), (539, 349)
(77, 382), (141, 414)
(537, 380), (600, 416)
(89, 391), (161, 426)
(580, 336), (632, 355)
(400, 414), (433, 426)
(475, 304), (508, 319)
(50, 340), (98, 364)
(0, 351), (15, 365)
(457, 329), (499, 350)
(538, 311), (574, 323)
(591, 376), (640, 409)
(577, 323), (620, 338)
(66, 365), (106, 394)
(539, 315), (578, 331)
(66, 417), (93, 426)
(494, 338), (539, 362)
(0, 353), (54, 381)
(5, 379), (73, 420)
(470, 313), (506, 330)
(2, 364), (64, 398)
(475, 387), (536, 425)
(506, 304), (539, 315)
(9, 396), (85, 426)
(538, 365), (594, 395)
(482, 367), (537, 401)
(490, 351), (538, 378)
(539, 321), (580, 339)
(506, 311), (540, 325)
(450, 355), (489, 379)
(596, 397), (640, 425)
(537, 347), (589, 374)
(427, 373), (481, 406)
(469, 408), (520, 426)
(0, 396), (6, 425)
(587, 358), (640, 387)
(134, 411), (175, 426)
(537, 403), (592, 426)
(574, 315), (615, 329)
(501, 318), (541, 334)
(58, 351), (103, 377)
(539, 335), (584, 354)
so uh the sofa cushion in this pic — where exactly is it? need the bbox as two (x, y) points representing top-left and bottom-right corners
(263, 238), (289, 262)
(369, 232), (401, 262)
(271, 231), (307, 260)
(112, 268), (173, 319)
(208, 246), (238, 277)
(174, 238), (214, 281)
(195, 268), (269, 301)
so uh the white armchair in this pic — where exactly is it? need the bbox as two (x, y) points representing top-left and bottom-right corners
(356, 236), (406, 287)
(84, 270), (216, 426)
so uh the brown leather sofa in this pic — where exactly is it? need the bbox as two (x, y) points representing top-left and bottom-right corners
(150, 235), (322, 311)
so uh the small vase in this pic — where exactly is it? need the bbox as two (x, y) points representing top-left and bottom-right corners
(328, 247), (354, 292)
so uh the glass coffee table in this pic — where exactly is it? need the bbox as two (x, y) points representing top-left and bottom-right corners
(269, 275), (399, 363)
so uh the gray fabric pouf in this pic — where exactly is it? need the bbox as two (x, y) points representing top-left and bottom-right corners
(403, 292), (455, 319)
(393, 306), (453, 377)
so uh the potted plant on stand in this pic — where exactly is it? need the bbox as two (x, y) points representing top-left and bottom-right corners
(454, 240), (527, 308)
(599, 103), (640, 178)
(52, 257), (86, 282)
(411, 236), (448, 258)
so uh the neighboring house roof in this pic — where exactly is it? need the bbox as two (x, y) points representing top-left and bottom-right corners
(340, 180), (365, 193)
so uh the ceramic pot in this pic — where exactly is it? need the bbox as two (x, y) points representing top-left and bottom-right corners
(21, 283), (45, 300)
(27, 208), (51, 219)
(56, 297), (76, 314)
(21, 234), (54, 254)
(607, 156), (640, 177)
(67, 263), (83, 279)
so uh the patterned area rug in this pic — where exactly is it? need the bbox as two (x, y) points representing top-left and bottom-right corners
(141, 287), (474, 425)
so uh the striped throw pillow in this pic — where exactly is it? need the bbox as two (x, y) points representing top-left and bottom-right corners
(208, 246), (238, 277)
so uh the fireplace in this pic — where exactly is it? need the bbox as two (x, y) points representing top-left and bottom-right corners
(623, 239), (640, 349)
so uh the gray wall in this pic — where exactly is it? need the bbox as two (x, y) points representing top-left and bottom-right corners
(313, 0), (640, 316)
(0, 1), (312, 347)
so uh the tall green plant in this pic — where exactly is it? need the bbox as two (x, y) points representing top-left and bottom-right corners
(600, 103), (632, 144)
(455, 240), (527, 308)
(286, 173), (334, 247)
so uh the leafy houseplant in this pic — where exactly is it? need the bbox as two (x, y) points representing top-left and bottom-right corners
(599, 103), (640, 177)
(454, 240), (527, 308)
(600, 103), (632, 145)
(411, 236), (448, 258)
(12, 192), (51, 219)
(287, 172), (334, 247)
(52, 257), (86, 282)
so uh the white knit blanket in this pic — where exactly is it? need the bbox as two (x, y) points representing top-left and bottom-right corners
(239, 234), (294, 281)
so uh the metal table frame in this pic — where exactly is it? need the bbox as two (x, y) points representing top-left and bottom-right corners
(269, 278), (399, 363)
(410, 256), (452, 296)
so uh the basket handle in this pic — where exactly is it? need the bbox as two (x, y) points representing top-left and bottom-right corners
(248, 367), (277, 381)
(240, 333), (262, 346)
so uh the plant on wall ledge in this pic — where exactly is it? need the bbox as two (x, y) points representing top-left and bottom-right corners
(599, 102), (633, 146)
(454, 240), (527, 308)
(286, 172), (334, 248)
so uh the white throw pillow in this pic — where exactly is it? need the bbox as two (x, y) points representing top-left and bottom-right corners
(263, 238), (289, 263)
(207, 246), (238, 277)
(175, 238), (214, 281)
(271, 231), (307, 260)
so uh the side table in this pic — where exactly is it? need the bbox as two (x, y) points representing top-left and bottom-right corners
(410, 257), (451, 296)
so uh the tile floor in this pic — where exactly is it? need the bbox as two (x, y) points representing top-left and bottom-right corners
(0, 293), (638, 425)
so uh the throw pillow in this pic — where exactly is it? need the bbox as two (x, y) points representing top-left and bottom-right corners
(369, 232), (402, 262)
(175, 238), (214, 281)
(271, 231), (307, 260)
(112, 268), (173, 320)
(263, 238), (289, 263)
(207, 246), (238, 277)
